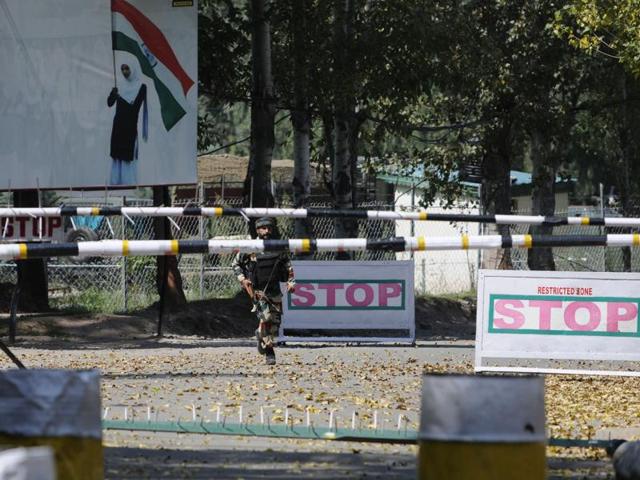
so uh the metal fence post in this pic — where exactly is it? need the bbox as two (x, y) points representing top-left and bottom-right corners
(600, 183), (606, 272)
(477, 184), (483, 276)
(198, 181), (205, 300)
(121, 198), (128, 312)
(410, 181), (415, 260)
(421, 258), (427, 295)
(8, 285), (20, 345)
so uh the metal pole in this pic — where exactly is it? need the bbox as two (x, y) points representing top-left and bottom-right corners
(198, 182), (205, 300)
(477, 184), (483, 278)
(0, 338), (25, 369)
(157, 256), (168, 337)
(121, 197), (128, 312)
(8, 285), (20, 344)
(600, 183), (606, 272)
(410, 181), (415, 261)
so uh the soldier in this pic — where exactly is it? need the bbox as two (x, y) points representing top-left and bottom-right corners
(232, 217), (295, 365)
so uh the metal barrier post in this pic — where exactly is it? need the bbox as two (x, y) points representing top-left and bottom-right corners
(198, 182), (204, 300)
(8, 285), (20, 344)
(418, 374), (546, 480)
(121, 200), (128, 312)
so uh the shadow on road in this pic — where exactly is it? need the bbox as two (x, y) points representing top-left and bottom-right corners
(104, 446), (612, 479)
(105, 445), (416, 479)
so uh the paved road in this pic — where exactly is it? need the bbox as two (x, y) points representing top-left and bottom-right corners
(0, 337), (618, 478)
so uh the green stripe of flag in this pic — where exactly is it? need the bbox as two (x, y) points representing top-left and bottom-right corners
(112, 31), (186, 131)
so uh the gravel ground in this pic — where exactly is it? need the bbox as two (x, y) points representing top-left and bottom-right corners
(1, 334), (633, 479)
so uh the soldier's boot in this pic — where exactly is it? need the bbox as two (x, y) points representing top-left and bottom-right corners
(264, 320), (278, 365)
(255, 328), (265, 355)
(265, 346), (276, 365)
(256, 321), (270, 355)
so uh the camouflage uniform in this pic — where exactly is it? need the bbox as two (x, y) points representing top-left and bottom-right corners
(232, 249), (294, 357)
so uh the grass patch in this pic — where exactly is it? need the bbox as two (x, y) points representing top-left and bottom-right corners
(53, 288), (124, 314)
(416, 290), (476, 302)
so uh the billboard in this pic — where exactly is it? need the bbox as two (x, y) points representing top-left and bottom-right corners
(281, 261), (415, 342)
(0, 0), (197, 189)
(475, 270), (640, 376)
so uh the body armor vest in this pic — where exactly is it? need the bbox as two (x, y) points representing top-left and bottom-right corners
(250, 252), (283, 291)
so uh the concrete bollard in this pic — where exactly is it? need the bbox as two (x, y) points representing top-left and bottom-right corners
(0, 370), (103, 480)
(418, 374), (546, 480)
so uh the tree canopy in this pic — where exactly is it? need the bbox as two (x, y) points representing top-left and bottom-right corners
(556, 1), (640, 77)
(197, 0), (640, 223)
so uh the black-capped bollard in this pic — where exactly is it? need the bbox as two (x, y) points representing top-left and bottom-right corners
(0, 370), (103, 479)
(418, 374), (546, 480)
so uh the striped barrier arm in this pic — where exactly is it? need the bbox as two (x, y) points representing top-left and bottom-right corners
(1, 206), (640, 227)
(1, 234), (640, 260)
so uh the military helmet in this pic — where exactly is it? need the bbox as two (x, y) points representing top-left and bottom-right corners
(255, 217), (275, 229)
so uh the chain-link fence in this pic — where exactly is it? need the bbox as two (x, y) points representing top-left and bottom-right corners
(395, 206), (640, 295)
(0, 188), (638, 312)
(420, 206), (640, 295)
(0, 189), (394, 313)
(507, 207), (640, 273)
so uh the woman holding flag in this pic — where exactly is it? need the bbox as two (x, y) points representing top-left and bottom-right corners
(107, 63), (148, 185)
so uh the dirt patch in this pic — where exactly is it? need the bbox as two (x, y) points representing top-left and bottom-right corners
(163, 294), (476, 339)
(0, 283), (16, 311)
(0, 293), (476, 342)
(162, 293), (257, 337)
(415, 295), (476, 339)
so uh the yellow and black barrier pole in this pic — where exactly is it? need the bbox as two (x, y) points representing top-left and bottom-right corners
(418, 374), (546, 480)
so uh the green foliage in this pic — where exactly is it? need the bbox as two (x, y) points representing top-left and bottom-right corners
(554, 2), (640, 209)
(125, 255), (154, 280)
(53, 287), (121, 314)
(195, 0), (640, 217)
(556, 1), (640, 78)
(198, 1), (251, 152)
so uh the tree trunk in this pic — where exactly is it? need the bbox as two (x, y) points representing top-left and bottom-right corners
(333, 112), (353, 235)
(332, 0), (357, 258)
(617, 71), (633, 272)
(527, 129), (556, 271)
(290, 0), (313, 244)
(348, 114), (366, 208)
(244, 0), (275, 217)
(321, 114), (336, 198)
(333, 112), (359, 257)
(153, 186), (187, 309)
(14, 190), (48, 312)
(292, 110), (313, 237)
(481, 119), (513, 269)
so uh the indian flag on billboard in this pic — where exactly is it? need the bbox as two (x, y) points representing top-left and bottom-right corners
(111, 0), (194, 131)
